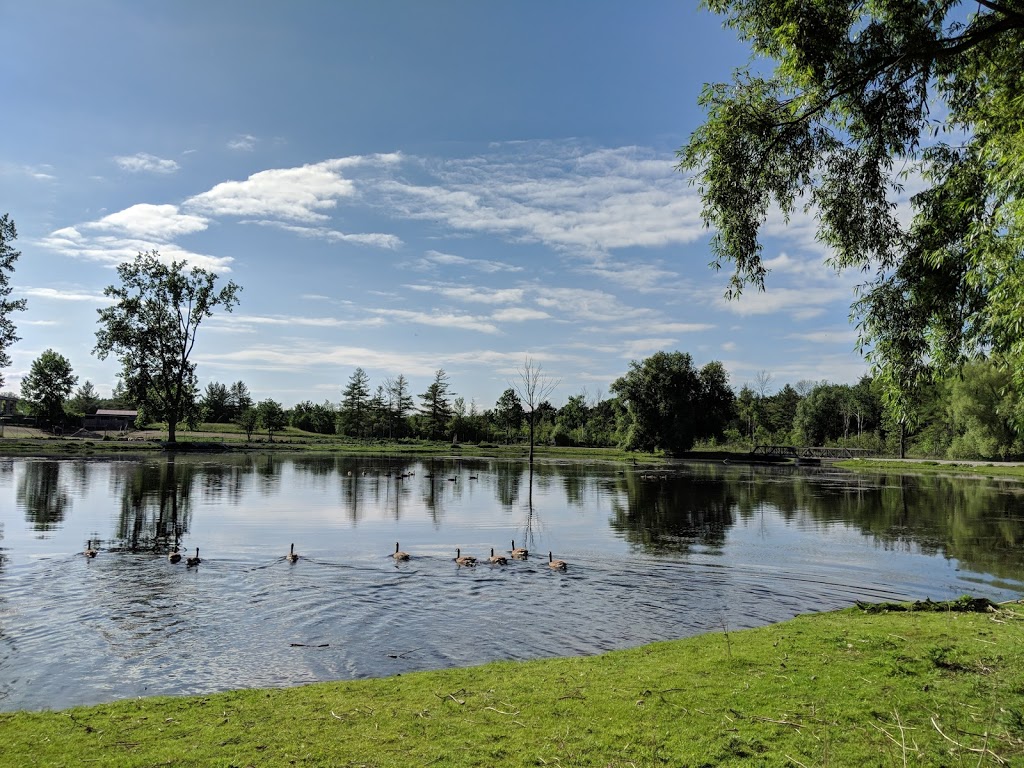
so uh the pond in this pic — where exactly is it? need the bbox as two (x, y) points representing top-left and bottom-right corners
(1, 454), (1023, 712)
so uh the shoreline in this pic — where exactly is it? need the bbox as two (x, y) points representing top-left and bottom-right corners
(2, 598), (1022, 766)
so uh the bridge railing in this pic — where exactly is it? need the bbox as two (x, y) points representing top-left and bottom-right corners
(752, 445), (874, 459)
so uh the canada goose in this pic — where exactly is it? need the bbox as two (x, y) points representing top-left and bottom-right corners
(286, 543), (299, 563)
(488, 547), (508, 565)
(168, 547), (182, 564)
(454, 548), (477, 567)
(510, 540), (528, 559)
(186, 547), (201, 567)
(393, 542), (410, 561)
(83, 540), (98, 558)
(548, 551), (567, 571)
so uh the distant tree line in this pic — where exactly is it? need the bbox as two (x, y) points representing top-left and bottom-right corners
(13, 341), (1024, 461)
(2, 223), (1023, 461)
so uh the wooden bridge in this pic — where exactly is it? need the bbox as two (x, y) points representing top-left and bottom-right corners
(751, 445), (874, 460)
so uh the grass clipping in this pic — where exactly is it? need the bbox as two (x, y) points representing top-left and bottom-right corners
(2, 598), (1023, 767)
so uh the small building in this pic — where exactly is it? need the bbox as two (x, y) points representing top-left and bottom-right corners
(84, 409), (139, 431)
(0, 394), (17, 417)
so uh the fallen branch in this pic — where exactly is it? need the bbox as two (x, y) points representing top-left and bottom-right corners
(930, 717), (1006, 765)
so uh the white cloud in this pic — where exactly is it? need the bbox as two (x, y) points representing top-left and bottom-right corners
(39, 226), (233, 272)
(610, 321), (714, 335)
(87, 204), (208, 240)
(247, 220), (402, 249)
(721, 341), (737, 351)
(491, 307), (552, 322)
(414, 250), (523, 273)
(406, 283), (525, 305)
(369, 308), (500, 334)
(374, 145), (707, 257)
(620, 338), (679, 359)
(213, 313), (388, 330)
(114, 152), (180, 174)
(227, 134), (258, 151)
(19, 287), (106, 302)
(534, 286), (652, 323)
(787, 328), (859, 345)
(198, 343), (442, 377)
(185, 160), (357, 222)
(714, 286), (847, 317)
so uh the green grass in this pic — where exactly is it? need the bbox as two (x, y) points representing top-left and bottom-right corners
(837, 458), (1024, 480)
(3, 600), (1023, 767)
(0, 426), (661, 463)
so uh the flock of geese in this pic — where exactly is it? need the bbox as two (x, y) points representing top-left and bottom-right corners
(83, 538), (568, 571)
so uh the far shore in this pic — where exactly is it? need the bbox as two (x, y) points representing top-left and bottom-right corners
(4, 427), (1024, 479)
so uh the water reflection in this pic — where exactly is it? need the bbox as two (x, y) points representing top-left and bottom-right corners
(18, 461), (71, 532)
(1, 455), (1023, 713)
(110, 458), (194, 552)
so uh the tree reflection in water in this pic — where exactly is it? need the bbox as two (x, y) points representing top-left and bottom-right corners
(18, 461), (71, 532)
(112, 458), (195, 552)
(607, 462), (1024, 580)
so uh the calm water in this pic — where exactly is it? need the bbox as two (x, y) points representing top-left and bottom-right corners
(1, 454), (1023, 712)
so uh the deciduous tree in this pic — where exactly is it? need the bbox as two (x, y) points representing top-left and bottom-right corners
(610, 351), (735, 454)
(678, 1), (1024, 421)
(256, 398), (287, 442)
(20, 349), (77, 427)
(0, 214), (27, 386)
(512, 357), (559, 462)
(94, 251), (240, 443)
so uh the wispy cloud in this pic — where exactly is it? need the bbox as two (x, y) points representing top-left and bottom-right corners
(369, 308), (500, 334)
(787, 328), (859, 345)
(714, 286), (847, 318)
(411, 250), (523, 273)
(227, 134), (258, 151)
(375, 144), (706, 258)
(247, 220), (402, 249)
(534, 286), (653, 323)
(39, 225), (233, 272)
(114, 152), (180, 174)
(19, 287), (107, 302)
(491, 307), (552, 322)
(406, 283), (525, 305)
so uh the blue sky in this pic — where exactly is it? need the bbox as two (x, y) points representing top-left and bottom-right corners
(1, 0), (871, 411)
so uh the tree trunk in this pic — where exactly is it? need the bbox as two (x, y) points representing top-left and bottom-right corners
(528, 412), (536, 462)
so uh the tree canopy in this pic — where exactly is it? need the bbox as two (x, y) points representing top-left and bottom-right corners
(678, 0), (1024, 419)
(611, 351), (735, 454)
(94, 251), (240, 442)
(0, 214), (28, 387)
(20, 349), (77, 427)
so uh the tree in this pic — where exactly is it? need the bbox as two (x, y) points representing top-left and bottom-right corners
(236, 407), (259, 440)
(678, 1), (1024, 421)
(68, 380), (101, 417)
(228, 380), (253, 418)
(256, 399), (287, 441)
(512, 357), (559, 461)
(20, 349), (77, 427)
(340, 367), (371, 437)
(0, 214), (28, 386)
(494, 388), (524, 443)
(200, 381), (232, 423)
(385, 375), (414, 438)
(418, 369), (454, 440)
(94, 251), (240, 443)
(610, 351), (735, 454)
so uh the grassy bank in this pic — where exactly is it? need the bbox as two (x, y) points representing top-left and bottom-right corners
(3, 599), (1022, 767)
(0, 428), (660, 463)
(836, 458), (1024, 480)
